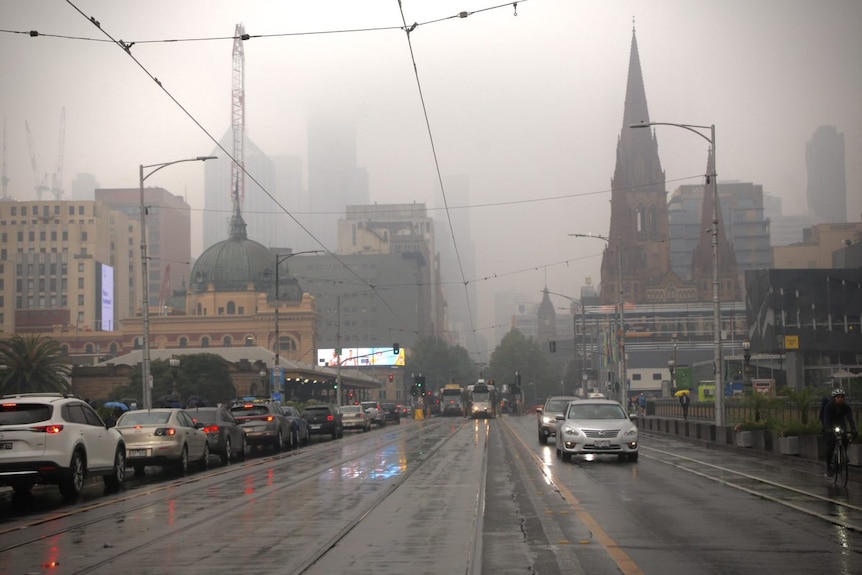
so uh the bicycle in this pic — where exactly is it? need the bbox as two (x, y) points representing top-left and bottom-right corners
(830, 427), (851, 487)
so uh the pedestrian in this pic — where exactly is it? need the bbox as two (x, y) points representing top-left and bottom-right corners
(679, 392), (690, 420)
(638, 393), (647, 415)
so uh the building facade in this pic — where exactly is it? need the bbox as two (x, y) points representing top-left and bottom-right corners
(806, 125), (847, 224)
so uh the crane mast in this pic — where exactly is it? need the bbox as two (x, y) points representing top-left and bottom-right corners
(25, 120), (49, 200)
(231, 23), (246, 212)
(51, 107), (65, 200)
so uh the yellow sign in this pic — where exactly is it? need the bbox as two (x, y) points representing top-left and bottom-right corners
(784, 335), (799, 350)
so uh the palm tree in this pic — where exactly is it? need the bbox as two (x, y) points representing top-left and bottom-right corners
(0, 334), (72, 395)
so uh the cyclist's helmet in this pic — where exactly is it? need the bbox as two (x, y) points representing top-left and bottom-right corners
(831, 389), (846, 398)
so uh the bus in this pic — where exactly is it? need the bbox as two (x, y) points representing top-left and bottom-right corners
(440, 384), (465, 417)
(466, 380), (497, 419)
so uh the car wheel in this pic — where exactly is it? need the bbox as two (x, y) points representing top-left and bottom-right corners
(133, 463), (146, 476)
(555, 446), (561, 459)
(538, 432), (548, 445)
(561, 451), (571, 463)
(199, 443), (210, 470)
(220, 437), (232, 465)
(331, 427), (338, 440)
(304, 428), (311, 446)
(175, 445), (189, 475)
(291, 429), (299, 450)
(628, 452), (639, 462)
(103, 446), (126, 490)
(59, 451), (85, 499)
(274, 430), (284, 452)
(239, 435), (248, 459)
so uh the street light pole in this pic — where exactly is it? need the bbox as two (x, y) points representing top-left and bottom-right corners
(630, 121), (723, 427)
(139, 155), (216, 410)
(569, 234), (626, 406)
(274, 250), (323, 370)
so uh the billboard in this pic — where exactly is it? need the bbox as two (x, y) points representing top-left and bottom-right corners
(317, 347), (405, 368)
(97, 262), (115, 331)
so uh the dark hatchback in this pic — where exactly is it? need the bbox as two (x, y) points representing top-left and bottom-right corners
(301, 405), (343, 440)
(188, 406), (248, 464)
(381, 403), (401, 424)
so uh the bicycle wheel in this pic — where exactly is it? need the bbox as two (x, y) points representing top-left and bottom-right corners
(839, 443), (849, 487)
(832, 448), (840, 485)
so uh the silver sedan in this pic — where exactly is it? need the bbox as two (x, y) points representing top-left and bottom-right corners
(554, 399), (639, 462)
(115, 408), (209, 475)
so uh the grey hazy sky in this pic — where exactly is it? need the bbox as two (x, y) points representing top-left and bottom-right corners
(3, 0), (861, 338)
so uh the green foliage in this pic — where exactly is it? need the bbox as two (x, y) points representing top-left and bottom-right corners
(734, 419), (771, 432)
(777, 386), (819, 424)
(0, 334), (72, 395)
(406, 337), (477, 390)
(771, 420), (821, 437)
(487, 329), (555, 397)
(112, 353), (236, 406)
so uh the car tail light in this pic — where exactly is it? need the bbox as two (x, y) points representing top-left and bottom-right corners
(31, 424), (64, 434)
(326, 415), (334, 422)
(265, 416), (275, 422)
(204, 425), (219, 434)
(154, 428), (177, 436)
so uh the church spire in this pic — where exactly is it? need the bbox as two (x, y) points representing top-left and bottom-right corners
(228, 172), (248, 240)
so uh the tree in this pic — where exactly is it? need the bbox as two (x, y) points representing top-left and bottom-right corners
(0, 334), (72, 395)
(487, 329), (555, 398)
(406, 337), (477, 391)
(111, 353), (236, 407)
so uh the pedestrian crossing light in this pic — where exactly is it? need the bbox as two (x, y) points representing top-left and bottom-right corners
(393, 342), (400, 354)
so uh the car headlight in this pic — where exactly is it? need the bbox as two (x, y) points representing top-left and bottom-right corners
(562, 426), (581, 437)
(623, 427), (638, 437)
(542, 416), (553, 425)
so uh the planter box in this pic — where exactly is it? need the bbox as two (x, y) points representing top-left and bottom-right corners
(752, 429), (773, 451)
(798, 434), (825, 461)
(778, 436), (800, 456)
(735, 431), (753, 447)
(848, 444), (862, 467)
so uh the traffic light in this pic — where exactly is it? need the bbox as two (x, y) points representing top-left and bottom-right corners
(388, 374), (394, 382)
(393, 342), (400, 354)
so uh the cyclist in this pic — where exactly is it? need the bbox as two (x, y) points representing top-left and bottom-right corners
(823, 389), (857, 477)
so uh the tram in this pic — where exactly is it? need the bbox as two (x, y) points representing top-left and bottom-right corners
(440, 384), (466, 417)
(466, 380), (497, 419)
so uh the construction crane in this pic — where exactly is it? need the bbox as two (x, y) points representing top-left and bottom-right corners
(51, 107), (65, 200)
(2, 116), (9, 199)
(231, 23), (246, 212)
(25, 120), (50, 200)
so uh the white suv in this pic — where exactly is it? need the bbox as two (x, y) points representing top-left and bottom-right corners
(0, 393), (127, 498)
(360, 401), (385, 426)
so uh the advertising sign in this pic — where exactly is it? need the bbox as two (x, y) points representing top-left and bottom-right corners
(317, 347), (405, 368)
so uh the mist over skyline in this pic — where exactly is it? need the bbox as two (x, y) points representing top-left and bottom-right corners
(3, 0), (860, 340)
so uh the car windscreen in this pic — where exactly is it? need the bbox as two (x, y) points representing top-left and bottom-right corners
(339, 406), (361, 414)
(0, 403), (52, 425)
(190, 409), (217, 424)
(117, 411), (172, 426)
(566, 404), (626, 420)
(546, 399), (573, 412)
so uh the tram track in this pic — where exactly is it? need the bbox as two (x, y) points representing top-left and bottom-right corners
(0, 420), (464, 574)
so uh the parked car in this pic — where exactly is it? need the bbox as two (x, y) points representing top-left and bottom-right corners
(281, 404), (311, 448)
(360, 401), (386, 426)
(536, 395), (580, 445)
(228, 399), (292, 452)
(397, 404), (411, 418)
(301, 404), (344, 440)
(554, 399), (639, 462)
(115, 408), (209, 475)
(381, 403), (401, 424)
(339, 405), (371, 432)
(188, 406), (248, 465)
(0, 393), (127, 498)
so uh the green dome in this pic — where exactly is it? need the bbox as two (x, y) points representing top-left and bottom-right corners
(190, 211), (274, 294)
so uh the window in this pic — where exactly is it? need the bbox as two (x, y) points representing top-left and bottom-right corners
(223, 336), (232, 347)
(78, 277), (84, 288)
(227, 301), (236, 314)
(632, 373), (642, 381)
(179, 337), (188, 348)
(81, 231), (88, 241)
(78, 294), (84, 305)
(652, 373), (662, 381)
(62, 230), (68, 241)
(201, 336), (210, 348)
(51, 231), (57, 241)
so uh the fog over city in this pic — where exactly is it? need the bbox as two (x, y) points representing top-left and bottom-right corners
(3, 0), (861, 340)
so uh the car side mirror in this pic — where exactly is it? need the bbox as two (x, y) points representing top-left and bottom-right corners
(195, 422), (205, 429)
(554, 414), (564, 421)
(630, 414), (638, 421)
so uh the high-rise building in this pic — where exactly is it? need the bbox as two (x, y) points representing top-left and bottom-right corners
(96, 187), (191, 312)
(0, 200), (138, 335)
(307, 114), (368, 249)
(806, 125), (846, 224)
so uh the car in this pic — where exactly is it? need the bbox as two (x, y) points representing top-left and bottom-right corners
(301, 405), (343, 440)
(0, 393), (127, 498)
(188, 406), (248, 465)
(281, 404), (311, 448)
(360, 401), (386, 427)
(115, 408), (209, 475)
(536, 395), (580, 445)
(554, 399), (639, 462)
(228, 399), (292, 452)
(397, 404), (411, 418)
(339, 405), (371, 432)
(381, 403), (401, 424)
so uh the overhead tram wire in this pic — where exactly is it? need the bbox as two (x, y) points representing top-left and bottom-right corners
(63, 0), (415, 334)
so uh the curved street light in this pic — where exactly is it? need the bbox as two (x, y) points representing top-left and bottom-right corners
(629, 121), (723, 428)
(139, 155), (217, 409)
(569, 233), (626, 406)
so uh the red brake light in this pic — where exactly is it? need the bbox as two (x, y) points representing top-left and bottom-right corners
(32, 424), (64, 434)
(204, 425), (219, 434)
(265, 416), (274, 422)
(326, 415), (334, 422)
